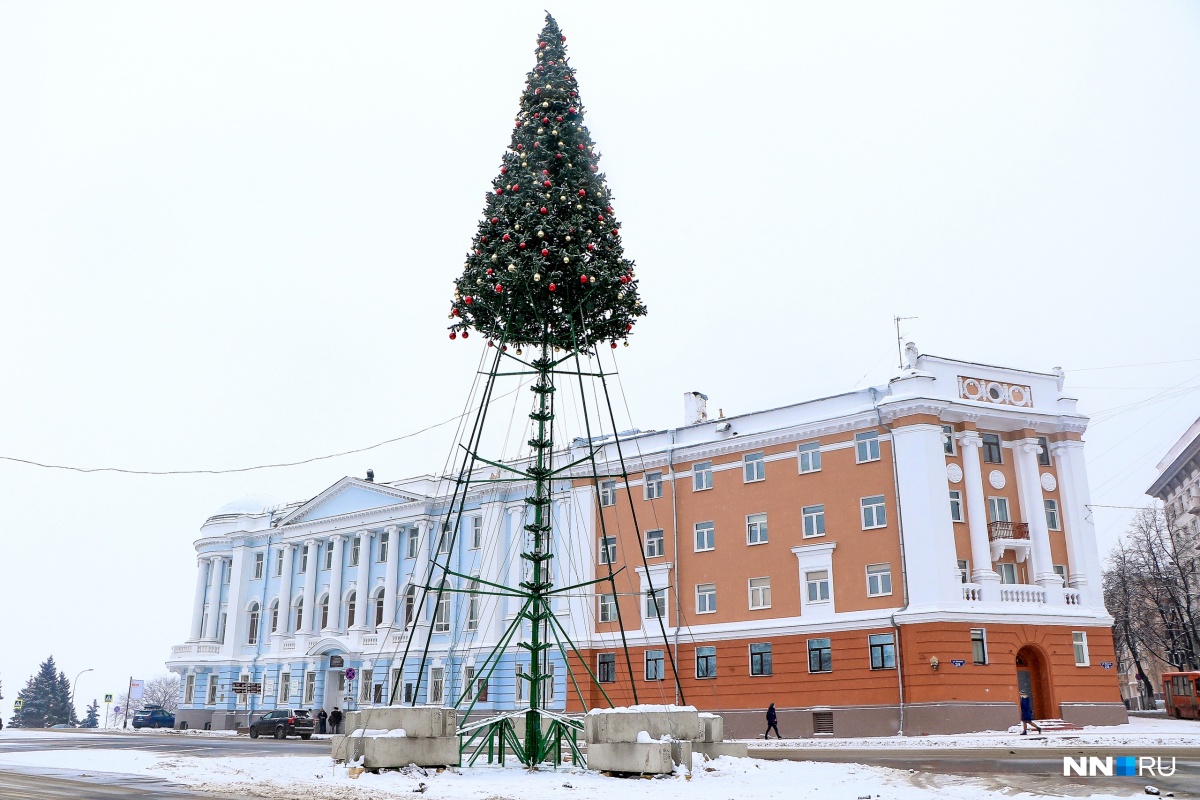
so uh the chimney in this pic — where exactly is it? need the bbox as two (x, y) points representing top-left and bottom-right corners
(684, 392), (709, 426)
(366, 469), (375, 483)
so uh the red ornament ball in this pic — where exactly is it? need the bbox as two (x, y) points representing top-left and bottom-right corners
(491, 216), (499, 224)
(480, 235), (487, 242)
(620, 275), (629, 284)
(587, 243), (595, 251)
(495, 187), (503, 195)
(605, 206), (613, 213)
(555, 153), (563, 159)
(486, 268), (493, 276)
(539, 41), (547, 48)
(464, 296), (474, 305)
(540, 248), (549, 256)
(502, 233), (510, 242)
(577, 143), (585, 150)
(512, 184), (520, 192)
(612, 229), (619, 236)
(519, 242), (527, 250)
(542, 117), (549, 124)
(580, 275), (588, 284)
(516, 143), (524, 150)
(578, 189), (586, 197)
(560, 35), (566, 41)
(548, 283), (557, 292)
(597, 214), (604, 221)
(543, 180), (551, 188)
(533, 142), (539, 148)
(541, 169), (549, 175)
(568, 107), (577, 114)
(611, 342), (618, 349)
(501, 166), (508, 174)
(450, 332), (457, 340)
(556, 116), (563, 122)
(540, 207), (548, 214)
(451, 307), (460, 316)
(462, 330), (469, 338)
(570, 91), (577, 97)
(488, 341), (494, 347)
(494, 283), (503, 292)
(626, 323), (633, 331)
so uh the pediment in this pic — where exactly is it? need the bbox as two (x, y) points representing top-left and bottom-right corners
(279, 477), (424, 526)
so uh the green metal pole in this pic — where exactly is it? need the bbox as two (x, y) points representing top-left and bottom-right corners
(524, 340), (552, 764)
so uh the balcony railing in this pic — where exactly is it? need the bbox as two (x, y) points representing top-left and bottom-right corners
(962, 583), (984, 602)
(988, 521), (1029, 541)
(999, 584), (1045, 604)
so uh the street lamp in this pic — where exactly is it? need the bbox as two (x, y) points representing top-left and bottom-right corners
(69, 668), (94, 726)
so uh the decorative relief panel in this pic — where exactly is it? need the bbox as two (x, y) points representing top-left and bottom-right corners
(958, 376), (1033, 407)
(946, 464), (963, 484)
(1041, 473), (1057, 492)
(989, 470), (1006, 489)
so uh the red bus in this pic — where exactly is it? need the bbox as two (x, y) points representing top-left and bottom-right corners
(1162, 671), (1200, 720)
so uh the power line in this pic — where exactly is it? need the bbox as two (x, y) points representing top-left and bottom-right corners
(1068, 357), (1200, 373)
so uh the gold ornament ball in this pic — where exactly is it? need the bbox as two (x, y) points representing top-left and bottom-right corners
(623, 341), (630, 347)
(491, 254), (498, 261)
(537, 230), (544, 238)
(563, 256), (570, 263)
(565, 235), (572, 241)
(515, 348), (523, 355)
(508, 264), (517, 272)
(542, 101), (549, 108)
(537, 128), (544, 134)
(557, 141), (564, 147)
(559, 195), (566, 201)
(575, 204), (583, 210)
(534, 273), (541, 281)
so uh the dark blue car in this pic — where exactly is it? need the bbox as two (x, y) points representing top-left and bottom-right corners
(132, 706), (175, 729)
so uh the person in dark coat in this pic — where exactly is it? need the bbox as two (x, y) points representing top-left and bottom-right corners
(317, 708), (328, 734)
(1019, 692), (1041, 735)
(329, 707), (343, 735)
(765, 703), (781, 739)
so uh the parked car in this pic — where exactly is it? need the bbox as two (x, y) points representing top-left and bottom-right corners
(248, 708), (315, 740)
(132, 707), (176, 729)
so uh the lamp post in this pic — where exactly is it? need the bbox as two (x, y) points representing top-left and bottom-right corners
(69, 668), (93, 726)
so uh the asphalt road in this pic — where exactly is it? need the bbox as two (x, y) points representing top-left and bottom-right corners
(0, 769), (243, 800)
(0, 730), (323, 758)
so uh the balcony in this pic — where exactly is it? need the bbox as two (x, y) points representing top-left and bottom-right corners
(988, 521), (1029, 541)
(999, 584), (1046, 604)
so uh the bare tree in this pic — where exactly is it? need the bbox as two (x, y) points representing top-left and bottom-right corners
(111, 674), (180, 724)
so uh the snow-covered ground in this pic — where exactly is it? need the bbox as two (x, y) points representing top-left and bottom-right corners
(741, 715), (1200, 749)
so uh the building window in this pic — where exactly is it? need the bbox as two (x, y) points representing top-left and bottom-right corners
(943, 425), (956, 456)
(696, 646), (717, 679)
(466, 578), (480, 631)
(545, 661), (556, 702)
(374, 590), (385, 627)
(434, 582), (451, 633)
(277, 672), (290, 703)
(747, 512), (768, 545)
(1045, 499), (1061, 531)
(861, 495), (887, 529)
(750, 643), (773, 676)
(749, 577), (772, 610)
(802, 504), (826, 538)
(599, 536), (617, 565)
(988, 496), (1010, 523)
(971, 628), (988, 665)
(869, 633), (896, 670)
(304, 672), (316, 704)
(248, 604), (260, 644)
(475, 678), (488, 702)
(856, 431), (881, 463)
(406, 528), (419, 559)
(958, 559), (970, 584)
(646, 588), (666, 619)
(598, 593), (617, 623)
(982, 433), (1002, 464)
(207, 680), (219, 705)
(744, 452), (766, 482)
(1037, 436), (1051, 467)
(219, 611), (227, 643)
(438, 524), (451, 554)
(696, 583), (717, 614)
(1053, 564), (1067, 586)
(808, 638), (832, 673)
(693, 461), (713, 491)
(269, 601), (279, 633)
(253, 552), (264, 580)
(184, 674), (196, 705)
(275, 549), (284, 577)
(806, 570), (830, 603)
(323, 544), (333, 570)
(346, 591), (357, 629)
(360, 669), (374, 702)
(320, 596), (330, 630)
(429, 667), (444, 704)
(404, 586), (417, 628)
(223, 566), (230, 584)
(645, 649), (665, 681)
(866, 563), (892, 597)
(598, 653), (616, 683)
(798, 441), (821, 473)
(379, 531), (389, 562)
(599, 479), (616, 507)
(644, 471), (663, 500)
(694, 521), (715, 552)
(470, 516), (483, 549)
(997, 563), (1018, 584)
(949, 490), (963, 522)
(645, 529), (665, 558)
(294, 598), (304, 632)
(299, 545), (309, 573)
(1073, 631), (1090, 666)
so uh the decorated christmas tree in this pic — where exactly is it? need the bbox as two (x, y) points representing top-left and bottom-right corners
(449, 13), (645, 350)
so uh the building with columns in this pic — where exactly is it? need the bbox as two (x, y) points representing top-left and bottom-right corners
(167, 347), (1123, 735)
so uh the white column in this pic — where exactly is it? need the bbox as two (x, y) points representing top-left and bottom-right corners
(202, 556), (224, 640)
(190, 558), (211, 641)
(222, 545), (248, 652)
(1051, 440), (1104, 606)
(326, 535), (346, 632)
(350, 530), (374, 631)
(301, 538), (319, 635)
(275, 543), (296, 634)
(890, 422), (963, 606)
(382, 525), (400, 631)
(959, 432), (1001, 600)
(1014, 439), (1062, 602)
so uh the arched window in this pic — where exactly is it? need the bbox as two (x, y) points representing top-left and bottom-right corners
(346, 591), (357, 629)
(247, 603), (260, 645)
(294, 598), (304, 632)
(269, 600), (279, 634)
(404, 585), (417, 629)
(466, 578), (480, 631)
(434, 581), (451, 633)
(319, 595), (330, 630)
(374, 588), (386, 628)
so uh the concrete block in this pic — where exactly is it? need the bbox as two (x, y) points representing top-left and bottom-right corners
(585, 709), (701, 744)
(698, 714), (723, 743)
(330, 735), (366, 763)
(344, 707), (457, 738)
(669, 739), (693, 768)
(586, 742), (673, 774)
(362, 736), (461, 768)
(694, 741), (748, 759)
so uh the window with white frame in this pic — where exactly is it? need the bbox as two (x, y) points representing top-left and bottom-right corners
(598, 593), (617, 623)
(374, 590), (385, 627)
(277, 672), (290, 703)
(693, 461), (713, 491)
(438, 524), (451, 554)
(861, 495), (887, 529)
(644, 471), (663, 500)
(184, 674), (196, 704)
(303, 672), (316, 704)
(866, 563), (892, 597)
(798, 441), (821, 473)
(597, 653), (616, 683)
(696, 646), (716, 678)
(463, 665), (476, 701)
(269, 601), (279, 633)
(207, 679), (219, 705)
(319, 595), (330, 630)
(323, 543), (334, 570)
(299, 545), (309, 573)
(1045, 499), (1061, 530)
(695, 521), (715, 552)
(645, 650), (664, 681)
(253, 552), (264, 580)
(807, 638), (832, 673)
(275, 549), (284, 576)
(346, 591), (357, 628)
(744, 452), (765, 482)
(869, 633), (896, 670)
(855, 431), (881, 463)
(645, 529), (665, 558)
(696, 583), (716, 614)
(471, 516), (483, 549)
(360, 669), (374, 702)
(982, 433), (1003, 464)
(806, 570), (830, 603)
(645, 588), (666, 619)
(943, 425), (956, 456)
(406, 528), (419, 559)
(749, 577), (771, 609)
(466, 578), (480, 631)
(988, 496), (1010, 523)
(515, 664), (526, 701)
(599, 479), (616, 507)
(802, 504), (825, 538)
(429, 667), (444, 704)
(949, 490), (963, 522)
(997, 562), (1017, 584)
(223, 565), (230, 584)
(379, 530), (389, 562)
(404, 585), (417, 628)
(1037, 436), (1051, 467)
(1052, 564), (1067, 586)
(1072, 631), (1090, 666)
(747, 512), (768, 545)
(218, 611), (227, 643)
(599, 536), (617, 565)
(971, 628), (988, 665)
(248, 604), (260, 644)
(750, 643), (772, 676)
(545, 660), (555, 701)
(434, 582), (451, 633)
(958, 559), (970, 584)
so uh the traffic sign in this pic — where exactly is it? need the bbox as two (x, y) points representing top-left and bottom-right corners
(113, 705), (120, 713)
(950, 659), (966, 668)
(13, 699), (22, 710)
(232, 682), (262, 695)
(104, 694), (113, 704)
(345, 668), (357, 681)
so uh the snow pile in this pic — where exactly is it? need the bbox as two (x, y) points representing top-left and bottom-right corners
(378, 728), (407, 738)
(635, 730), (653, 744)
(586, 704), (696, 715)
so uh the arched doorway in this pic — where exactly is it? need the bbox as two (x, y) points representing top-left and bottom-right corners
(1015, 645), (1056, 720)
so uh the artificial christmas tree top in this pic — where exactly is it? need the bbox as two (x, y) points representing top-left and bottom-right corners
(449, 14), (645, 351)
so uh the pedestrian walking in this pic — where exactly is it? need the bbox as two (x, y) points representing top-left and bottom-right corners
(764, 702), (781, 739)
(1019, 692), (1041, 735)
(317, 708), (328, 735)
(329, 706), (343, 735)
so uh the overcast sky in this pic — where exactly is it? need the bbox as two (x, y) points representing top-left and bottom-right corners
(1, 1), (1198, 720)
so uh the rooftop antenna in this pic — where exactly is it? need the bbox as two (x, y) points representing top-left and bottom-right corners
(894, 315), (918, 368)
